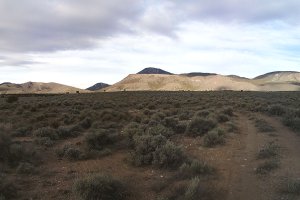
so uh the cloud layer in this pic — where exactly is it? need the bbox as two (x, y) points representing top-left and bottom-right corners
(1, 0), (300, 87)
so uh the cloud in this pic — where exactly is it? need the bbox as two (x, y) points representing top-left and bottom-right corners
(0, 0), (142, 53)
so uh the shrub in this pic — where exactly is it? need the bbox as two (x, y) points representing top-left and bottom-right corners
(282, 179), (300, 195)
(146, 124), (173, 138)
(73, 174), (127, 200)
(0, 129), (11, 162)
(85, 131), (113, 151)
(184, 177), (203, 200)
(268, 104), (285, 116)
(16, 162), (36, 174)
(282, 114), (300, 132)
(222, 107), (234, 116)
(57, 125), (80, 139)
(33, 127), (58, 140)
(6, 96), (18, 103)
(80, 117), (92, 129)
(153, 141), (186, 169)
(131, 134), (167, 166)
(226, 121), (238, 133)
(257, 142), (280, 159)
(217, 114), (230, 123)
(255, 119), (275, 132)
(178, 160), (215, 179)
(0, 175), (17, 199)
(34, 137), (55, 147)
(56, 144), (83, 161)
(256, 159), (279, 175)
(203, 129), (225, 147)
(185, 117), (217, 137)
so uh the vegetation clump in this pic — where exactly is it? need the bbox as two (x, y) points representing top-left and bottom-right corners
(185, 116), (217, 137)
(73, 174), (127, 200)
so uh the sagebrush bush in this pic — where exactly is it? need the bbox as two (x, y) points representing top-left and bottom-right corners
(0, 175), (17, 199)
(131, 133), (185, 169)
(268, 104), (286, 116)
(152, 141), (186, 169)
(203, 129), (225, 147)
(16, 162), (36, 174)
(185, 117), (217, 137)
(33, 127), (58, 140)
(178, 160), (215, 179)
(146, 124), (173, 138)
(85, 130), (114, 151)
(0, 127), (11, 162)
(255, 119), (275, 132)
(184, 177), (203, 200)
(282, 113), (300, 132)
(73, 174), (127, 200)
(34, 137), (55, 147)
(256, 159), (279, 175)
(257, 142), (280, 159)
(57, 125), (80, 139)
(282, 179), (300, 195)
(132, 134), (166, 166)
(6, 96), (18, 103)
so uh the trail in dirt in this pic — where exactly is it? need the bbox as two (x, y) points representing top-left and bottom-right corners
(225, 113), (300, 200)
(225, 113), (273, 200)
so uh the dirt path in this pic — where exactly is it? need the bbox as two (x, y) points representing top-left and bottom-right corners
(224, 113), (300, 200)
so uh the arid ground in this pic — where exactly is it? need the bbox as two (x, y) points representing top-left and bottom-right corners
(1, 91), (300, 200)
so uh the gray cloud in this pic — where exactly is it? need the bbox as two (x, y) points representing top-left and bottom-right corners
(0, 0), (142, 53)
(0, 0), (299, 56)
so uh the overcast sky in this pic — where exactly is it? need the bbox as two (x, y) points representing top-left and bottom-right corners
(1, 0), (300, 88)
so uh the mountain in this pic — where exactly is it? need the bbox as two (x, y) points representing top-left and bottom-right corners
(86, 82), (110, 91)
(0, 82), (89, 94)
(102, 70), (300, 92)
(137, 67), (173, 75)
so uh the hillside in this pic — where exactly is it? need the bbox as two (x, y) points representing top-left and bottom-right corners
(86, 82), (110, 91)
(0, 82), (89, 94)
(101, 69), (300, 92)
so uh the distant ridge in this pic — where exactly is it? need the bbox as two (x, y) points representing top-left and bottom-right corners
(137, 67), (172, 75)
(0, 82), (89, 94)
(86, 82), (110, 91)
(254, 71), (299, 80)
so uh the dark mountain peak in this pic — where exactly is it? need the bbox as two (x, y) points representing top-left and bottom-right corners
(0, 82), (13, 85)
(86, 82), (110, 91)
(181, 72), (217, 77)
(254, 71), (299, 79)
(137, 67), (172, 75)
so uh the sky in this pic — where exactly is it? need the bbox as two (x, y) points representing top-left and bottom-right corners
(1, 0), (300, 89)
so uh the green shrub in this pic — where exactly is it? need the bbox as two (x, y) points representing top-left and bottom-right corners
(222, 107), (234, 116)
(282, 114), (300, 132)
(203, 129), (225, 147)
(0, 175), (17, 199)
(33, 127), (58, 140)
(255, 119), (275, 132)
(146, 124), (173, 138)
(57, 125), (80, 139)
(282, 179), (300, 195)
(131, 134), (166, 166)
(226, 121), (238, 133)
(268, 104), (285, 116)
(153, 141), (186, 169)
(257, 142), (280, 159)
(34, 137), (55, 147)
(6, 96), (18, 103)
(16, 162), (36, 174)
(80, 117), (92, 129)
(178, 160), (215, 179)
(85, 131), (113, 151)
(73, 174), (127, 200)
(56, 144), (83, 161)
(0, 128), (11, 162)
(256, 159), (279, 175)
(185, 117), (217, 137)
(184, 177), (202, 200)
(217, 114), (230, 123)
